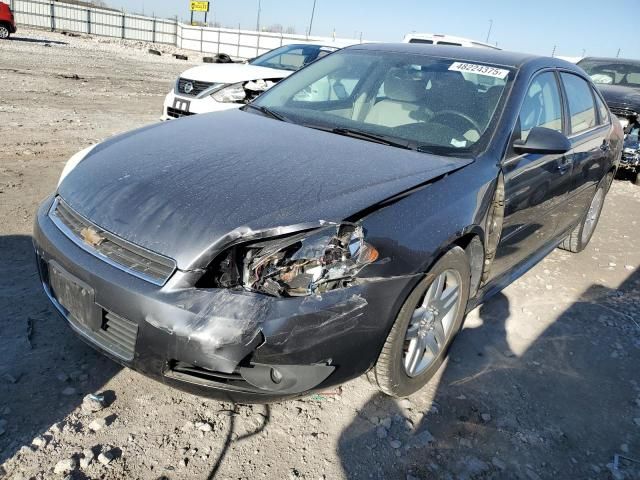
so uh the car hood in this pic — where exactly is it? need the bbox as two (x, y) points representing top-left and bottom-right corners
(58, 110), (471, 270)
(597, 84), (640, 108)
(179, 63), (292, 84)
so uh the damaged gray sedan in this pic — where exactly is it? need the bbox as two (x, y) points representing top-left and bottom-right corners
(34, 44), (621, 402)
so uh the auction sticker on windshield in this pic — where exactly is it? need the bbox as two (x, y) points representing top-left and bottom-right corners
(448, 62), (509, 79)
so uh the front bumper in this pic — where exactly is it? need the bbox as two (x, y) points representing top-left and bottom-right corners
(33, 197), (415, 403)
(161, 90), (241, 121)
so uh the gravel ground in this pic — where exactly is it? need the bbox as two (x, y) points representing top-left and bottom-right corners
(1, 29), (640, 480)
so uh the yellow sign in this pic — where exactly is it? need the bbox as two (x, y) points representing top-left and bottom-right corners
(190, 1), (209, 12)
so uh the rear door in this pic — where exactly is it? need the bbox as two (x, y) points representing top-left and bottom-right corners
(558, 72), (611, 235)
(490, 70), (573, 279)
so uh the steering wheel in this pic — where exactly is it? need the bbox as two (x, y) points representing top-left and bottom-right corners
(430, 110), (483, 135)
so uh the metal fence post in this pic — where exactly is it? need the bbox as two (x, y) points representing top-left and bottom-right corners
(9, 0), (13, 10)
(50, 1), (55, 31)
(237, 24), (240, 58)
(121, 12), (125, 39)
(152, 17), (156, 44)
(200, 26), (203, 52)
(256, 31), (260, 58)
(175, 17), (179, 47)
(216, 29), (220, 54)
(87, 9), (91, 35)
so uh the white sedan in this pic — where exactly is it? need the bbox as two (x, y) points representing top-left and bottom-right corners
(162, 44), (339, 120)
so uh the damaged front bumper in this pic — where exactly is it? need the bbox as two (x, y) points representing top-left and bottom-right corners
(33, 198), (415, 402)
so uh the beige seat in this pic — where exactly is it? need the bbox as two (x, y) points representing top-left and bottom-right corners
(365, 69), (427, 127)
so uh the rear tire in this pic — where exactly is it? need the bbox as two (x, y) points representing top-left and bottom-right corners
(0, 25), (10, 40)
(369, 246), (471, 398)
(559, 181), (608, 253)
(633, 171), (640, 186)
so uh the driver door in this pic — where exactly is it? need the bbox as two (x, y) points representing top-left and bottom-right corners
(490, 71), (574, 280)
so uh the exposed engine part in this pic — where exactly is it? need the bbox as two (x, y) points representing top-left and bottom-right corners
(203, 224), (379, 297)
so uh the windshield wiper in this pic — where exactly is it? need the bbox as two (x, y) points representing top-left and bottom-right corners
(305, 125), (413, 150)
(244, 104), (289, 122)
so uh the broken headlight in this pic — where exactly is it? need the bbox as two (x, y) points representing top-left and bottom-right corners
(212, 83), (247, 103)
(204, 224), (379, 297)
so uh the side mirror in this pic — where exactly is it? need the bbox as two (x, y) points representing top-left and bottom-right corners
(513, 126), (571, 155)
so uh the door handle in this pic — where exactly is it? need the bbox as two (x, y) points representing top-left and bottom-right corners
(557, 156), (571, 173)
(600, 140), (610, 152)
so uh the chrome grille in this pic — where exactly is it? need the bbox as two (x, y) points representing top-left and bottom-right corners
(176, 78), (217, 96)
(49, 197), (176, 285)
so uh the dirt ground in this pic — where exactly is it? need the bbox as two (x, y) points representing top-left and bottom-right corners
(1, 28), (639, 480)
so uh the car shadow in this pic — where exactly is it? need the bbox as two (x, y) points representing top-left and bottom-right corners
(204, 403), (271, 480)
(7, 36), (68, 45)
(338, 267), (640, 479)
(0, 235), (121, 465)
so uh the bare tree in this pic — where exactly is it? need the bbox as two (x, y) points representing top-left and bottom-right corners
(263, 24), (283, 33)
(285, 26), (296, 34)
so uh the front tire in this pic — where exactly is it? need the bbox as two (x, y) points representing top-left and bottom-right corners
(559, 181), (607, 253)
(369, 246), (471, 398)
(0, 25), (10, 40)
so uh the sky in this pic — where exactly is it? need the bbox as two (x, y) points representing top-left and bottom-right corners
(103, 0), (640, 59)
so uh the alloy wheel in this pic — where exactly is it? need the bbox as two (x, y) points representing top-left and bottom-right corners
(403, 269), (462, 377)
(0, 27), (9, 39)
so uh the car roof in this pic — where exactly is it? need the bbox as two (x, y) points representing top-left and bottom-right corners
(345, 43), (580, 71)
(579, 56), (640, 66)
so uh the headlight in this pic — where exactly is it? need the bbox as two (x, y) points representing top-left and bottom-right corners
(58, 144), (97, 186)
(211, 83), (247, 103)
(204, 224), (379, 297)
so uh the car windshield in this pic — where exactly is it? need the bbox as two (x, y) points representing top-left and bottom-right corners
(249, 44), (336, 71)
(578, 60), (640, 87)
(251, 49), (513, 156)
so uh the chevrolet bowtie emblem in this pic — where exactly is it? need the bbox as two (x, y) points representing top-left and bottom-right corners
(80, 227), (105, 248)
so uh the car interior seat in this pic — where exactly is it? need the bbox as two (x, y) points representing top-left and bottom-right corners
(364, 68), (428, 127)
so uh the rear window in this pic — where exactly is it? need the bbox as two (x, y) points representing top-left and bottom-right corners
(408, 39), (434, 44)
(561, 73), (597, 134)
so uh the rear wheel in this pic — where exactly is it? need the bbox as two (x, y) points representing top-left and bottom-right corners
(0, 25), (10, 40)
(368, 246), (470, 397)
(633, 170), (640, 186)
(559, 182), (607, 253)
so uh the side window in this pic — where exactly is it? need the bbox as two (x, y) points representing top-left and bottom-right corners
(593, 90), (610, 125)
(518, 72), (563, 142)
(560, 73), (597, 134)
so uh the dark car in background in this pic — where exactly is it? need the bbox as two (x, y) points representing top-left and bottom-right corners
(0, 1), (17, 39)
(34, 44), (621, 403)
(578, 57), (640, 183)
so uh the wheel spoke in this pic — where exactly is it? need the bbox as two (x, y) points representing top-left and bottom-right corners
(405, 323), (420, 340)
(424, 273), (444, 305)
(411, 306), (426, 323)
(435, 284), (459, 317)
(433, 318), (446, 346)
(425, 333), (440, 357)
(405, 338), (424, 375)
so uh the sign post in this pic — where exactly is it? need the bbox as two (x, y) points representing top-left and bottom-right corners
(189, 1), (210, 26)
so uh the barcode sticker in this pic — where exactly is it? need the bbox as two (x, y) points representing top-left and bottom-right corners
(448, 62), (510, 79)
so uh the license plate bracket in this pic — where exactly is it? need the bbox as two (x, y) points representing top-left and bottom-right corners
(48, 261), (101, 331)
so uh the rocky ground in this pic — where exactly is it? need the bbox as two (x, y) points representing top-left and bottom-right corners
(1, 28), (640, 480)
